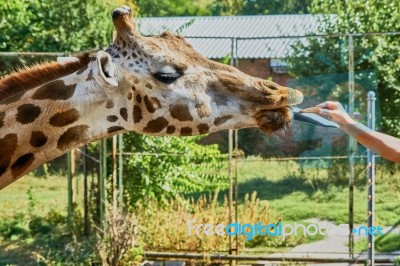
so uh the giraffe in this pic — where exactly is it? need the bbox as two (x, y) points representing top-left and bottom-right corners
(0, 6), (303, 190)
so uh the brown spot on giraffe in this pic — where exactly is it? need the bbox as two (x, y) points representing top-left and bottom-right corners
(145, 83), (153, 89)
(197, 123), (210, 134)
(214, 115), (233, 126)
(0, 134), (18, 176)
(144, 95), (161, 113)
(76, 64), (89, 75)
(11, 153), (35, 178)
(49, 108), (80, 127)
(133, 106), (143, 123)
(0, 112), (5, 128)
(120, 108), (128, 121)
(32, 80), (77, 101)
(30, 131), (48, 148)
(86, 70), (94, 81)
(107, 115), (119, 122)
(166, 125), (176, 134)
(136, 94), (142, 103)
(57, 125), (89, 151)
(214, 93), (230, 106)
(127, 92), (133, 100)
(143, 117), (169, 133)
(106, 100), (114, 109)
(195, 103), (211, 118)
(107, 126), (125, 134)
(16, 104), (42, 124)
(169, 103), (193, 121)
(180, 127), (193, 136)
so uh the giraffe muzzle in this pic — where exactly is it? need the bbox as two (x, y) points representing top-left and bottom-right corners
(112, 6), (131, 20)
(287, 88), (304, 106)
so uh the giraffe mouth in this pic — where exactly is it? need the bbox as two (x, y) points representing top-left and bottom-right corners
(254, 107), (292, 133)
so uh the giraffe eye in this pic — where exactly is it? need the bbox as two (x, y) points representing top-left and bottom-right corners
(154, 72), (181, 84)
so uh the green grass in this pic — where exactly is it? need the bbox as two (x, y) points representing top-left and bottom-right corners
(234, 158), (400, 226)
(0, 174), (70, 220)
(355, 234), (400, 253)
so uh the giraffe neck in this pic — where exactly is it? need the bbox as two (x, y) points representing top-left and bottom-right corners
(0, 56), (132, 189)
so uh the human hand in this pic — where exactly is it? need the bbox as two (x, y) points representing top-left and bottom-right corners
(300, 101), (355, 126)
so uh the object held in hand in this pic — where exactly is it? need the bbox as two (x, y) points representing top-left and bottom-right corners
(292, 107), (339, 128)
(300, 106), (322, 114)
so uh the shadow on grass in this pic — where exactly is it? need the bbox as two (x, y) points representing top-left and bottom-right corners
(0, 241), (39, 266)
(186, 175), (334, 203)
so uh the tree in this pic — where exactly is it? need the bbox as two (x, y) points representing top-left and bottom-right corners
(0, 0), (115, 53)
(211, 0), (312, 16)
(134, 0), (212, 17)
(288, 0), (400, 137)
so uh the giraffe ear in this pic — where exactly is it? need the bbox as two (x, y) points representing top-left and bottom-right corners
(96, 51), (118, 87)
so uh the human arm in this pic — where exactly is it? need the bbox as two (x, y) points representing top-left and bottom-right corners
(301, 101), (400, 163)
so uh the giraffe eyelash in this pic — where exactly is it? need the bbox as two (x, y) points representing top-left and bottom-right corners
(154, 72), (181, 84)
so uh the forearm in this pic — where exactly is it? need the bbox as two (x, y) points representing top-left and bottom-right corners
(340, 122), (400, 163)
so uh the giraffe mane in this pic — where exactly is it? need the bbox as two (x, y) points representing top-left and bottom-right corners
(0, 53), (91, 103)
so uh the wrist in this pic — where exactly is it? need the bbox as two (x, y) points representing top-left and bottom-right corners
(338, 116), (356, 130)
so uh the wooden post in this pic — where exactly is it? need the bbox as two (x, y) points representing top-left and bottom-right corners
(83, 145), (90, 237)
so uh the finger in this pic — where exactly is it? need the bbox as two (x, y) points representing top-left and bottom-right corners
(319, 108), (335, 118)
(300, 106), (321, 113)
(318, 101), (339, 110)
(316, 101), (329, 108)
(319, 108), (332, 115)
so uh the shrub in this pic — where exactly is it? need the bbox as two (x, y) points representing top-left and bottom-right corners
(134, 190), (303, 252)
(122, 133), (228, 206)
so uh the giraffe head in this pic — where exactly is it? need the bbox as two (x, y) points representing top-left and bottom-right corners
(101, 6), (303, 136)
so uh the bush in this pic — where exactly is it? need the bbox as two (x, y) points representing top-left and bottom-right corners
(96, 207), (142, 266)
(122, 133), (228, 206)
(134, 190), (303, 252)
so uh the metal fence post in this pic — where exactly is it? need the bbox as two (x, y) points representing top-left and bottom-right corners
(347, 33), (356, 258)
(367, 91), (376, 266)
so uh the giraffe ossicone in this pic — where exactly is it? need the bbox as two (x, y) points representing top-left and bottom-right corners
(0, 6), (303, 189)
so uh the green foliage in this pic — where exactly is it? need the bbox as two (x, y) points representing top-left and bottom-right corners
(0, 0), (114, 52)
(211, 0), (312, 16)
(395, 256), (400, 266)
(134, 0), (311, 17)
(135, 0), (212, 17)
(122, 133), (228, 206)
(355, 233), (400, 253)
(135, 190), (307, 252)
(288, 0), (400, 138)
